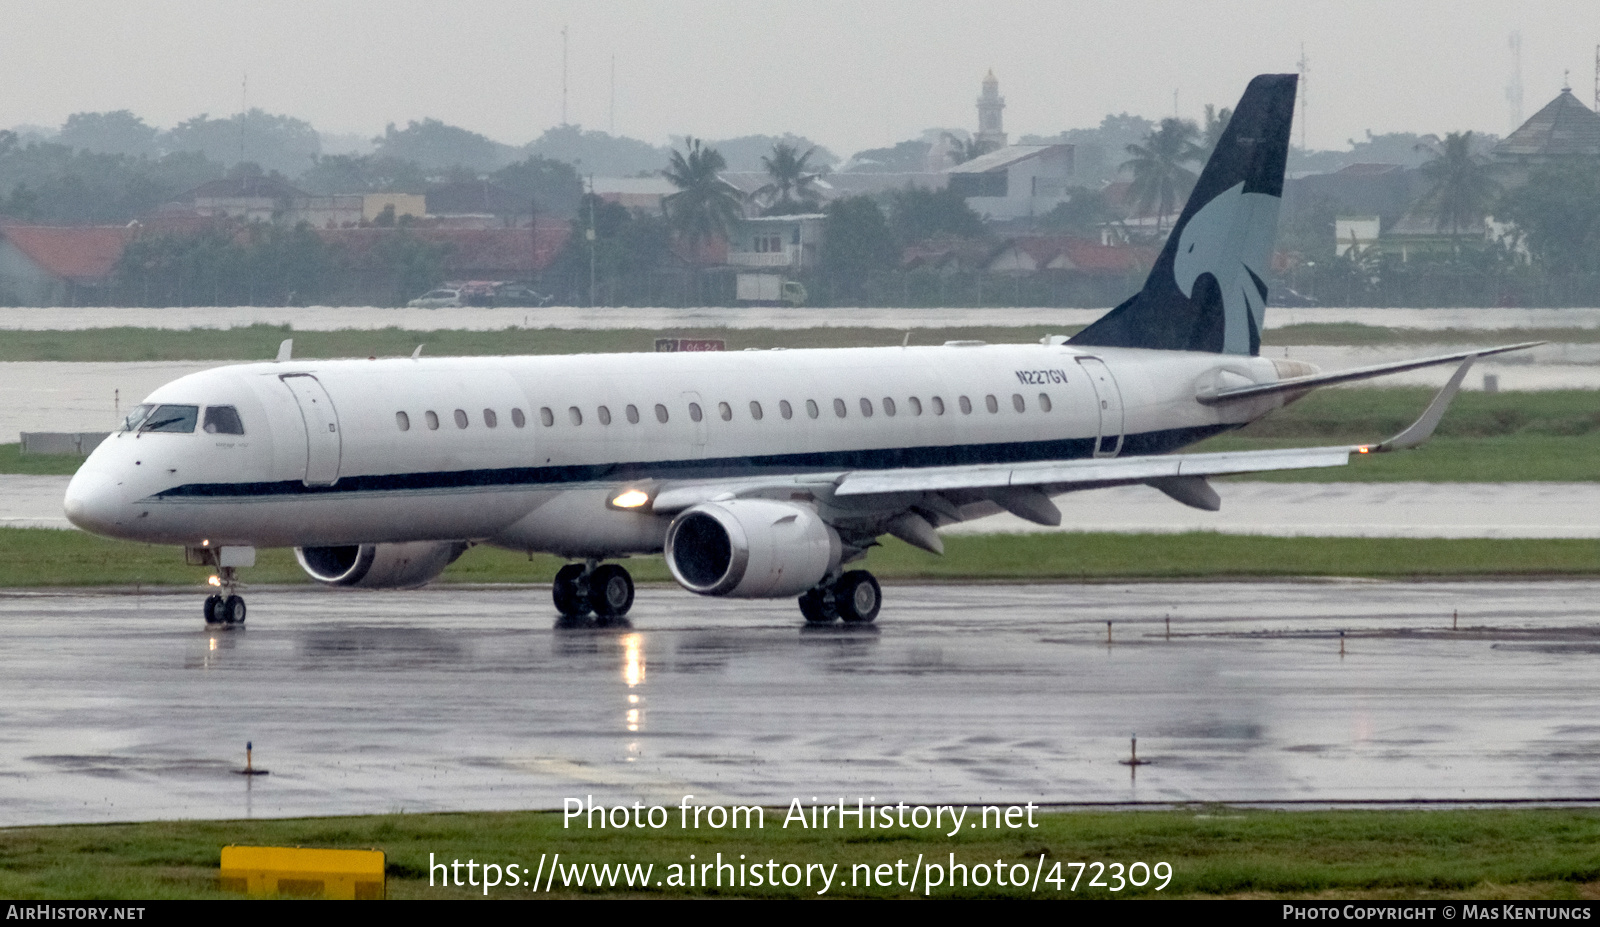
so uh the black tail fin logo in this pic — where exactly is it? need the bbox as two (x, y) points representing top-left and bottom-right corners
(1070, 74), (1297, 356)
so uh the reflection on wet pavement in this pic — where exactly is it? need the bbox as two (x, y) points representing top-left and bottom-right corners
(1, 581), (1599, 826)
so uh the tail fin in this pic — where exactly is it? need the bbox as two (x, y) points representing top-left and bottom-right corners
(1069, 74), (1297, 356)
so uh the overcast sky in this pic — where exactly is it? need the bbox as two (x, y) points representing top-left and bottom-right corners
(2, 0), (1595, 156)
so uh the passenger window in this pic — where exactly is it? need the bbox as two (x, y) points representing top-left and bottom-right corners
(750, 401), (763, 420)
(454, 409), (469, 428)
(833, 398), (847, 418)
(426, 411), (440, 430)
(909, 397), (923, 416)
(859, 398), (873, 417)
(985, 395), (999, 414)
(882, 397), (896, 417)
(689, 403), (703, 422)
(1038, 393), (1052, 412)
(655, 404), (669, 423)
(512, 408), (526, 428)
(598, 405), (612, 425)
(483, 409), (497, 428)
(203, 405), (245, 435)
(1012, 394), (1025, 412)
(718, 401), (732, 421)
(806, 399), (819, 419)
(141, 404), (199, 434)
(396, 411), (410, 432)
(958, 396), (972, 414)
(932, 396), (946, 415)
(568, 407), (583, 425)
(779, 400), (793, 420)
(539, 407), (554, 427)
(626, 404), (640, 424)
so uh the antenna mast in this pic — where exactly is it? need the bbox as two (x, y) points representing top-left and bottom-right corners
(239, 72), (247, 166)
(610, 54), (616, 134)
(1506, 32), (1524, 131)
(1296, 45), (1309, 150)
(561, 26), (569, 125)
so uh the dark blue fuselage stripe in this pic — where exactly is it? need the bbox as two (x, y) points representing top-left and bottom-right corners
(152, 424), (1234, 500)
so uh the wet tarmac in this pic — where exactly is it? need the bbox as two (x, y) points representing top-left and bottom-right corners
(2, 581), (1599, 826)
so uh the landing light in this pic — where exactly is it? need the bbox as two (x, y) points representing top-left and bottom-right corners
(208, 575), (222, 587)
(1357, 446), (1372, 454)
(611, 489), (650, 509)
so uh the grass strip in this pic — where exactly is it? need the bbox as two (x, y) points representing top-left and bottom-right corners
(1, 528), (1596, 588)
(1262, 323), (1600, 346)
(5, 321), (1595, 363)
(1, 807), (1597, 899)
(0, 444), (87, 475)
(0, 324), (1075, 362)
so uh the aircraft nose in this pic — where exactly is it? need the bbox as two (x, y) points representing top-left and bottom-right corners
(63, 469), (125, 536)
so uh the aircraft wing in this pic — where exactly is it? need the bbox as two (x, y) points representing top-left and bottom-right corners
(646, 352), (1483, 527)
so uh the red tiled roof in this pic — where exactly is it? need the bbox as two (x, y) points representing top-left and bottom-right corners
(1334, 163), (1404, 176)
(0, 226), (134, 281)
(318, 225), (571, 274)
(991, 235), (1155, 274)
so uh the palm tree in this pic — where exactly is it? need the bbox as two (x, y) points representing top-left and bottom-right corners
(1200, 104), (1232, 161)
(755, 142), (821, 215)
(1121, 118), (1203, 236)
(662, 137), (745, 260)
(1415, 131), (1500, 257)
(945, 133), (998, 165)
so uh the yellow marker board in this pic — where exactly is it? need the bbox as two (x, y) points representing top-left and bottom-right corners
(219, 845), (385, 900)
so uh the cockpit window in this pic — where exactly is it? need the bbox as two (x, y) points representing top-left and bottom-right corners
(120, 404), (156, 432)
(140, 404), (198, 434)
(203, 405), (246, 435)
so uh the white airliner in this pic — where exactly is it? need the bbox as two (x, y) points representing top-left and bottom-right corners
(63, 75), (1532, 626)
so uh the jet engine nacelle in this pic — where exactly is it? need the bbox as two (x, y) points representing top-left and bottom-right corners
(664, 500), (841, 598)
(295, 541), (469, 589)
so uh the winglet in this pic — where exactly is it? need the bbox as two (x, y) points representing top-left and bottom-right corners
(412, 344), (424, 359)
(276, 339), (293, 362)
(1370, 354), (1478, 452)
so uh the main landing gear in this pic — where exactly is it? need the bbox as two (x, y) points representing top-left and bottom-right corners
(798, 570), (881, 625)
(553, 560), (635, 620)
(203, 566), (247, 626)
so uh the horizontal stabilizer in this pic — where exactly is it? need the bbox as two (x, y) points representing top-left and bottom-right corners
(1198, 342), (1543, 405)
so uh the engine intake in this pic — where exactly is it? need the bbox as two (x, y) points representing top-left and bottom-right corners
(665, 500), (840, 598)
(295, 541), (469, 589)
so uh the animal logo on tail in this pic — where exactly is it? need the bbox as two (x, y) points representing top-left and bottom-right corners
(1171, 181), (1280, 356)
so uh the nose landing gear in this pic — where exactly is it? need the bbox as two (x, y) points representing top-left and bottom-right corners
(203, 566), (247, 626)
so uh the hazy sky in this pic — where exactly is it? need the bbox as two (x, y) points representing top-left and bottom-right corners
(3, 0), (1595, 156)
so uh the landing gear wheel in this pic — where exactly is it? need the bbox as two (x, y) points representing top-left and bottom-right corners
(221, 595), (247, 625)
(203, 595), (223, 625)
(798, 587), (838, 624)
(552, 563), (592, 617)
(587, 564), (634, 618)
(834, 571), (881, 624)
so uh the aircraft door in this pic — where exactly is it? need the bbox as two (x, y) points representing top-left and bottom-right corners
(280, 374), (342, 486)
(1076, 357), (1124, 457)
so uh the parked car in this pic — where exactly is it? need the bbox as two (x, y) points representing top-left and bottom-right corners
(492, 282), (554, 307)
(406, 288), (464, 309)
